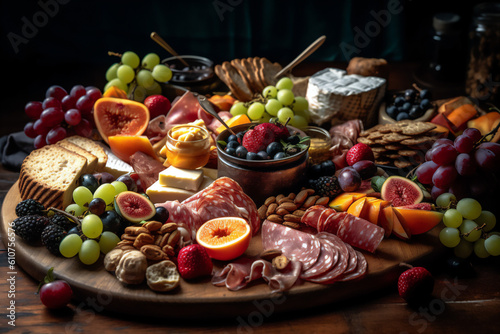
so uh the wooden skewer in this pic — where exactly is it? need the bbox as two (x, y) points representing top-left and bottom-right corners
(150, 31), (190, 67)
(274, 35), (326, 79)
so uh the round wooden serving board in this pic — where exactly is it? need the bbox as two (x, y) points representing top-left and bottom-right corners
(1, 182), (443, 318)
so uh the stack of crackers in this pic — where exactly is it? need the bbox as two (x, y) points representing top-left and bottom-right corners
(357, 121), (442, 168)
(215, 57), (282, 102)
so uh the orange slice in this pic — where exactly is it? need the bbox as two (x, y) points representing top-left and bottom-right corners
(196, 217), (251, 261)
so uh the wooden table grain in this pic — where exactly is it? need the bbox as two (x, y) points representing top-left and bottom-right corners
(1, 62), (500, 333)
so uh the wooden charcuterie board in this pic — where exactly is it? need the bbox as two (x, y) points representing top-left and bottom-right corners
(1, 181), (443, 318)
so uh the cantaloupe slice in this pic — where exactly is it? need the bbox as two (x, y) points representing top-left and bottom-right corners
(329, 192), (366, 211)
(347, 197), (369, 218)
(108, 135), (159, 163)
(379, 206), (394, 237)
(392, 208), (443, 235)
(391, 207), (411, 240)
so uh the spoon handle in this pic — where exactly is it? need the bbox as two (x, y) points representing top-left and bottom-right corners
(150, 32), (190, 68)
(274, 35), (326, 79)
(195, 94), (237, 136)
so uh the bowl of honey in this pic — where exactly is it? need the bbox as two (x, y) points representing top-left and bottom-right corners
(166, 124), (211, 170)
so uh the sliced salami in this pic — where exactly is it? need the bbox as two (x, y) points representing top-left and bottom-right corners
(301, 205), (328, 230)
(308, 233), (349, 284)
(300, 238), (338, 280)
(337, 214), (385, 253)
(318, 211), (348, 234)
(155, 200), (197, 240)
(340, 243), (358, 276)
(338, 250), (368, 281)
(261, 220), (320, 271)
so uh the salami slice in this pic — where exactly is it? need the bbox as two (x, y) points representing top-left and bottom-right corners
(338, 250), (368, 281)
(337, 214), (385, 253)
(319, 211), (348, 234)
(301, 205), (327, 230)
(340, 243), (358, 276)
(300, 239), (338, 280)
(262, 220), (320, 270)
(155, 200), (198, 240)
(308, 233), (349, 283)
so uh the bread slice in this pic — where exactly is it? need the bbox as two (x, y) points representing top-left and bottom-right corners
(18, 144), (88, 209)
(222, 61), (253, 102)
(243, 57), (265, 93)
(63, 135), (107, 170)
(57, 140), (98, 173)
(259, 58), (282, 88)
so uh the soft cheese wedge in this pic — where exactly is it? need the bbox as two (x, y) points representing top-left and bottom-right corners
(158, 166), (204, 191)
(146, 176), (214, 204)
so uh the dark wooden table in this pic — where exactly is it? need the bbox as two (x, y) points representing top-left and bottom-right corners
(1, 62), (500, 333)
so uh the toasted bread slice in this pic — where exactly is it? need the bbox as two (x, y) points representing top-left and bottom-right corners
(242, 57), (265, 93)
(19, 144), (88, 209)
(222, 61), (253, 102)
(57, 140), (98, 173)
(259, 58), (282, 88)
(63, 135), (108, 170)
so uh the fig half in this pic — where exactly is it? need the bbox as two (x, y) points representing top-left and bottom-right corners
(381, 176), (423, 207)
(114, 191), (156, 223)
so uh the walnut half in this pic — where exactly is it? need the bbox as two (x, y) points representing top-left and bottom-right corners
(115, 250), (148, 285)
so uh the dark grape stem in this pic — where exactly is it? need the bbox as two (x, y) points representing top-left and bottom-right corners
(461, 223), (486, 238)
(107, 51), (122, 58)
(47, 207), (81, 227)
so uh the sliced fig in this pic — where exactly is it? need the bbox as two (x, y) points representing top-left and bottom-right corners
(114, 191), (156, 223)
(380, 176), (423, 207)
(397, 202), (433, 210)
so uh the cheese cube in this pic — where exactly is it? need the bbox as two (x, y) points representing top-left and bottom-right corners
(158, 166), (203, 191)
(146, 180), (196, 204)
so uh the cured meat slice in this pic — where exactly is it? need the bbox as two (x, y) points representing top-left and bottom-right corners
(261, 220), (321, 271)
(308, 233), (349, 284)
(155, 200), (197, 240)
(301, 205), (328, 230)
(340, 243), (358, 277)
(338, 250), (368, 281)
(212, 257), (302, 293)
(129, 151), (166, 189)
(337, 214), (384, 253)
(300, 239), (338, 280)
(318, 211), (348, 234)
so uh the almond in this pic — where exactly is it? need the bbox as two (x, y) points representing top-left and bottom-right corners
(316, 196), (330, 206)
(275, 194), (285, 203)
(264, 196), (276, 206)
(266, 203), (278, 216)
(279, 202), (297, 212)
(284, 214), (301, 223)
(293, 209), (306, 217)
(258, 205), (268, 220)
(283, 221), (300, 229)
(277, 196), (293, 205)
(159, 223), (177, 235)
(267, 214), (283, 223)
(288, 192), (296, 200)
(302, 195), (320, 208)
(294, 189), (309, 206)
(276, 207), (290, 216)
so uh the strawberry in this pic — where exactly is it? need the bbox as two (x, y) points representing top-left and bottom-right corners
(346, 143), (375, 166)
(144, 95), (171, 119)
(398, 266), (434, 302)
(242, 126), (276, 153)
(177, 244), (213, 279)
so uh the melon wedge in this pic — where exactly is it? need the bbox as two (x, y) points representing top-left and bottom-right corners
(347, 197), (370, 218)
(366, 199), (391, 225)
(108, 135), (159, 163)
(391, 207), (411, 240)
(329, 192), (366, 211)
(379, 206), (394, 237)
(392, 208), (443, 235)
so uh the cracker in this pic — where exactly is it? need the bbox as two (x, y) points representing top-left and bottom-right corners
(357, 137), (374, 145)
(383, 133), (412, 142)
(401, 122), (436, 136)
(394, 159), (413, 168)
(375, 158), (391, 165)
(400, 136), (435, 146)
(371, 146), (387, 153)
(385, 152), (401, 159)
(398, 149), (418, 157)
(367, 131), (384, 140)
(386, 144), (403, 151)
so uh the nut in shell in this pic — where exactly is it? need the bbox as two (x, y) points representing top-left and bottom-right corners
(146, 260), (180, 292)
(272, 255), (290, 270)
(115, 250), (148, 285)
(140, 244), (164, 261)
(167, 230), (181, 248)
(160, 222), (177, 235)
(133, 232), (155, 249)
(124, 225), (149, 236)
(143, 221), (163, 233)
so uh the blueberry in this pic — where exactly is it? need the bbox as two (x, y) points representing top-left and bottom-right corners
(246, 152), (259, 160)
(409, 105), (423, 119)
(235, 145), (248, 158)
(404, 89), (416, 102)
(286, 135), (300, 145)
(225, 147), (236, 156)
(266, 141), (283, 157)
(397, 112), (410, 121)
(386, 105), (398, 118)
(320, 160), (336, 176)
(394, 96), (406, 107)
(227, 134), (238, 143)
(227, 141), (240, 150)
(236, 131), (245, 142)
(419, 89), (431, 100)
(420, 98), (431, 110)
(153, 206), (169, 223)
(257, 151), (269, 160)
(401, 102), (412, 112)
(273, 152), (286, 160)
(310, 164), (323, 176)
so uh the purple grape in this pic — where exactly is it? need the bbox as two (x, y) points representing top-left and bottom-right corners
(416, 161), (439, 184)
(338, 167), (362, 192)
(454, 135), (474, 154)
(352, 160), (377, 179)
(116, 174), (137, 192)
(431, 144), (458, 166)
(432, 165), (458, 189)
(455, 153), (476, 176)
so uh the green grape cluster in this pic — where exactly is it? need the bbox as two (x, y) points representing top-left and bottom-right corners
(105, 51), (173, 102)
(437, 193), (499, 258)
(229, 77), (311, 128)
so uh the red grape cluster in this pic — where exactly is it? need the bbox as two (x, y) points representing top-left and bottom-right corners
(24, 85), (102, 148)
(416, 128), (500, 201)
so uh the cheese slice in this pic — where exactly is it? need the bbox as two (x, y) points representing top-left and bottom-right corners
(146, 180), (196, 204)
(158, 166), (203, 191)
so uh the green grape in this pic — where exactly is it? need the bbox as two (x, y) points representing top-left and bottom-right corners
(258, 112), (272, 124)
(456, 198), (482, 220)
(473, 239), (490, 258)
(439, 227), (460, 248)
(116, 64), (135, 84)
(294, 108), (311, 122)
(142, 53), (160, 70)
(105, 63), (120, 81)
(94, 183), (117, 205)
(81, 214), (103, 239)
(276, 77), (293, 90)
(453, 239), (473, 258)
(292, 96), (309, 112)
(99, 231), (120, 254)
(104, 78), (128, 93)
(277, 89), (295, 106)
(136, 69), (155, 88)
(59, 234), (83, 258)
(79, 239), (101, 265)
(277, 107), (294, 124)
(230, 102), (248, 116)
(484, 235), (500, 256)
(262, 85), (278, 99)
(435, 192), (456, 208)
(112, 181), (128, 195)
(128, 83), (147, 102)
(152, 64), (172, 82)
(265, 99), (282, 116)
(443, 209), (463, 228)
(145, 81), (162, 95)
(460, 220), (481, 242)
(73, 186), (93, 208)
(475, 210), (496, 232)
(247, 102), (265, 120)
(65, 203), (85, 217)
(290, 115), (308, 129)
(121, 51), (140, 69)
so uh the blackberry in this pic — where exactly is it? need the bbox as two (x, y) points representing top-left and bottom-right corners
(49, 213), (73, 231)
(12, 215), (49, 243)
(41, 224), (67, 256)
(15, 199), (45, 217)
(313, 175), (343, 198)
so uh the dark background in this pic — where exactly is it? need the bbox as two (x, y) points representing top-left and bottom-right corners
(0, 0), (488, 135)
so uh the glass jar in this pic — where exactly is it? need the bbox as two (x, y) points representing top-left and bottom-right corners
(166, 124), (210, 169)
(465, 3), (500, 106)
(302, 126), (332, 165)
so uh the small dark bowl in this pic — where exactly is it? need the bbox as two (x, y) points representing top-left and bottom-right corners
(162, 55), (220, 94)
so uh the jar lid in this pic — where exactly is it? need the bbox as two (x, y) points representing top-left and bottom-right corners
(474, 2), (500, 24)
(433, 13), (461, 33)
